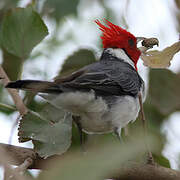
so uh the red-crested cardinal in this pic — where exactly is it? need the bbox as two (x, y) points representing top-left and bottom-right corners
(6, 19), (149, 141)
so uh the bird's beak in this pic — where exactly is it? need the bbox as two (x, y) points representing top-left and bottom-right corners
(136, 37), (146, 43)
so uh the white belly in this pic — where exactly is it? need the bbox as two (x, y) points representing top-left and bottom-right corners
(80, 95), (140, 134)
(42, 91), (143, 135)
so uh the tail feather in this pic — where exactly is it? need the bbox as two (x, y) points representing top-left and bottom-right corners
(6, 80), (62, 94)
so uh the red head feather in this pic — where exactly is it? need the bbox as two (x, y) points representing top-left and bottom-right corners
(95, 19), (141, 69)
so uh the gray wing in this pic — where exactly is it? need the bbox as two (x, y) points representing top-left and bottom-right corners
(56, 61), (143, 97)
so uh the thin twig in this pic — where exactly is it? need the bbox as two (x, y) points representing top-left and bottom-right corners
(0, 102), (15, 111)
(138, 93), (146, 130)
(138, 93), (154, 165)
(0, 65), (28, 116)
(15, 158), (33, 174)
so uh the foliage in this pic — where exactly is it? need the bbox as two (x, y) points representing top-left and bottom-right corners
(149, 69), (180, 115)
(59, 48), (97, 76)
(42, 0), (79, 21)
(19, 108), (72, 157)
(0, 6), (48, 59)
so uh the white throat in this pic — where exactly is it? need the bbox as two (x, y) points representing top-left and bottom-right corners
(107, 48), (135, 69)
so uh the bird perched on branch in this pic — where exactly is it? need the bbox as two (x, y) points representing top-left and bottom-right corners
(6, 19), (154, 142)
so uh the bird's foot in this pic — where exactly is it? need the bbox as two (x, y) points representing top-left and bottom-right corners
(114, 127), (124, 143)
(72, 116), (86, 151)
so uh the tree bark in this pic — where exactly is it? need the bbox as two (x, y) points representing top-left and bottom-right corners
(112, 163), (180, 180)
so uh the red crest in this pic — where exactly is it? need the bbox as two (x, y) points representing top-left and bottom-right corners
(95, 19), (141, 69)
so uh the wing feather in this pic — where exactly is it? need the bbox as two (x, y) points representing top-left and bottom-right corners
(56, 60), (143, 97)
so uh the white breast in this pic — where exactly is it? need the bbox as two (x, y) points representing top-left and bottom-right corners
(107, 48), (135, 69)
(42, 89), (145, 135)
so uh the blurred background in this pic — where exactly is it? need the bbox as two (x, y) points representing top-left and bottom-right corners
(0, 0), (180, 178)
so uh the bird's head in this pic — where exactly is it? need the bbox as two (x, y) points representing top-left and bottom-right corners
(95, 19), (141, 69)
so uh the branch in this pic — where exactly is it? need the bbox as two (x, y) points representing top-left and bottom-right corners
(1, 143), (180, 180)
(0, 145), (27, 180)
(0, 143), (54, 169)
(0, 65), (28, 115)
(112, 163), (180, 180)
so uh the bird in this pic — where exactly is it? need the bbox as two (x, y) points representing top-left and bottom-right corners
(6, 19), (147, 142)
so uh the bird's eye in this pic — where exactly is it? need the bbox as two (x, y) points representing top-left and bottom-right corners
(128, 39), (134, 47)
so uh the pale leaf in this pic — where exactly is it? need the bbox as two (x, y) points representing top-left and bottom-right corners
(141, 41), (180, 68)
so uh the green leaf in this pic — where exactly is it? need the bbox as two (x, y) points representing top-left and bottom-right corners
(59, 49), (96, 77)
(18, 105), (72, 158)
(0, 7), (48, 59)
(2, 49), (23, 80)
(153, 154), (171, 168)
(0, 0), (19, 12)
(43, 0), (79, 21)
(143, 97), (166, 128)
(149, 69), (180, 115)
